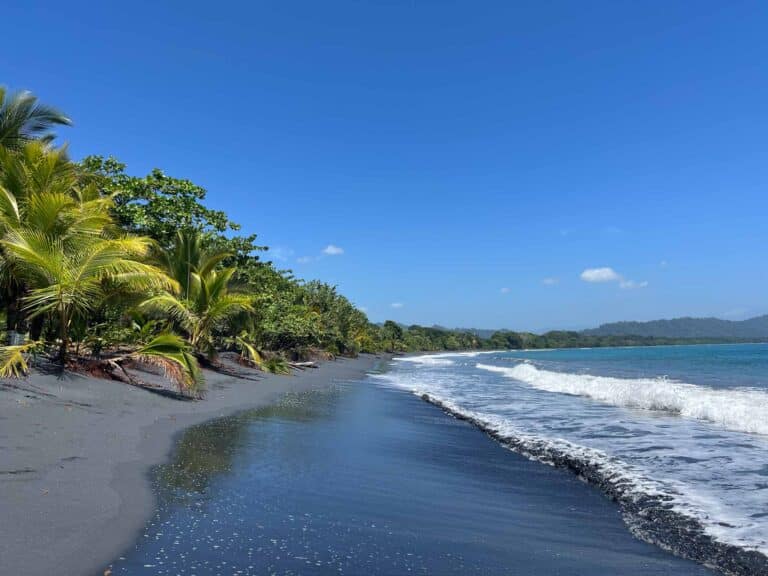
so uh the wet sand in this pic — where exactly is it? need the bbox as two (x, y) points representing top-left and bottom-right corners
(0, 355), (384, 576)
(111, 376), (714, 575)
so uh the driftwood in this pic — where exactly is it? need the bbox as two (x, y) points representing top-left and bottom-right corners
(288, 361), (318, 370)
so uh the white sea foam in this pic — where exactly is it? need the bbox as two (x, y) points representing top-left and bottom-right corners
(394, 356), (455, 366)
(394, 350), (498, 366)
(373, 355), (768, 556)
(477, 362), (768, 436)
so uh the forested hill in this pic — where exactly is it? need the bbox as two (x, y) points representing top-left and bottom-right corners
(584, 315), (768, 339)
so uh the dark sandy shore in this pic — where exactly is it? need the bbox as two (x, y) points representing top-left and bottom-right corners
(0, 355), (384, 576)
(111, 374), (714, 575)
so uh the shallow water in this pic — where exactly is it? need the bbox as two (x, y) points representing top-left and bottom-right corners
(381, 344), (768, 574)
(109, 375), (710, 575)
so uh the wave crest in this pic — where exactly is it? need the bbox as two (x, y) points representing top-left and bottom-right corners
(477, 362), (768, 436)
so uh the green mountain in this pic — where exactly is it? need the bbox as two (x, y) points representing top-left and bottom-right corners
(584, 315), (768, 339)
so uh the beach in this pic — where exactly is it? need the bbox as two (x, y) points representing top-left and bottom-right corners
(109, 368), (712, 575)
(0, 355), (385, 576)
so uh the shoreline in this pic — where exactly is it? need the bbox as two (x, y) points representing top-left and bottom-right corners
(418, 392), (768, 576)
(0, 354), (386, 576)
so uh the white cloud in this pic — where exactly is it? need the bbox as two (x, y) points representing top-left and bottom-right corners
(500, 287), (511, 294)
(358, 306), (368, 313)
(390, 302), (404, 309)
(269, 246), (294, 262)
(542, 277), (559, 285)
(322, 244), (344, 256)
(296, 256), (313, 264)
(619, 280), (649, 290)
(581, 267), (647, 290)
(580, 267), (621, 283)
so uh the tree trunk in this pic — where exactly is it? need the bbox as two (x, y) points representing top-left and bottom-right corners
(59, 306), (69, 364)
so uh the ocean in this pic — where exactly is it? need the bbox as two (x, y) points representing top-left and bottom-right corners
(380, 343), (768, 574)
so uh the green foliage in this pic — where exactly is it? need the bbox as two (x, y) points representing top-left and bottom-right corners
(0, 142), (175, 361)
(0, 87), (71, 150)
(79, 156), (265, 258)
(263, 355), (290, 375)
(132, 333), (204, 394)
(140, 230), (253, 358)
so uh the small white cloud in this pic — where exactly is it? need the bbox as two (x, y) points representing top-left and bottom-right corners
(542, 277), (559, 286)
(358, 306), (368, 313)
(500, 287), (511, 294)
(296, 256), (313, 264)
(580, 267), (621, 283)
(270, 246), (294, 262)
(390, 302), (404, 309)
(322, 244), (344, 256)
(581, 267), (647, 290)
(619, 280), (649, 290)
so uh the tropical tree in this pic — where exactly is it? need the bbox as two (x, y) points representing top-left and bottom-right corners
(0, 142), (203, 393)
(2, 229), (175, 362)
(0, 146), (177, 361)
(140, 230), (253, 359)
(382, 320), (404, 352)
(0, 87), (71, 151)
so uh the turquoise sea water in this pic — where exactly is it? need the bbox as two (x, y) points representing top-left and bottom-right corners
(379, 343), (768, 571)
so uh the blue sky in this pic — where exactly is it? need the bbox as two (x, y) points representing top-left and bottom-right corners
(3, 1), (767, 331)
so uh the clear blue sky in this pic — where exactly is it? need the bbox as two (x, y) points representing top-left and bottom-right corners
(3, 1), (767, 331)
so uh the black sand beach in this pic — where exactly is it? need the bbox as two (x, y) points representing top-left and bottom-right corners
(0, 356), (384, 576)
(109, 373), (713, 575)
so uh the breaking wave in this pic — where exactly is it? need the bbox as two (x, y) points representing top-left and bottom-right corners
(477, 362), (768, 436)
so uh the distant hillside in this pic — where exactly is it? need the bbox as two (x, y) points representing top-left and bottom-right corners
(584, 315), (768, 339)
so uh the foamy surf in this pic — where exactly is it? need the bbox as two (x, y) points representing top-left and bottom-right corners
(477, 362), (768, 436)
(376, 346), (768, 575)
(394, 350), (498, 367)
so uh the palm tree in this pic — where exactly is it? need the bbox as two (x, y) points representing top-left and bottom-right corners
(0, 142), (80, 338)
(155, 230), (229, 300)
(0, 142), (204, 393)
(0, 87), (71, 151)
(2, 229), (175, 362)
(140, 230), (253, 359)
(140, 266), (252, 359)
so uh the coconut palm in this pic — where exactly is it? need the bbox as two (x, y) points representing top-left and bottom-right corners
(0, 142), (81, 338)
(0, 142), (204, 392)
(140, 266), (252, 359)
(0, 88), (71, 151)
(139, 230), (253, 359)
(155, 230), (229, 300)
(2, 229), (175, 362)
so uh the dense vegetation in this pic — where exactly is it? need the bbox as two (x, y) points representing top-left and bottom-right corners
(481, 329), (762, 350)
(0, 87), (474, 394)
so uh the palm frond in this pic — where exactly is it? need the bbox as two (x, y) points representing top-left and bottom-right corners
(132, 333), (204, 394)
(0, 340), (40, 378)
(0, 89), (71, 150)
